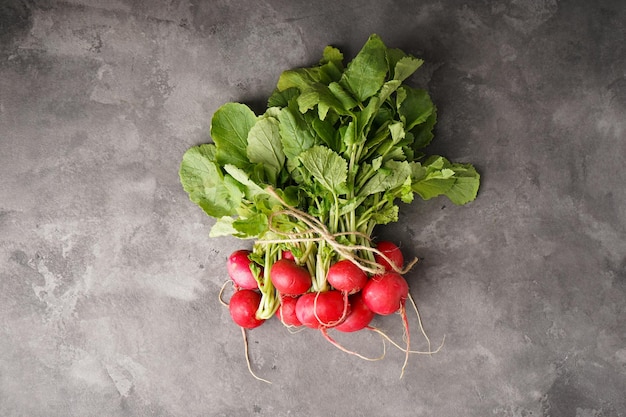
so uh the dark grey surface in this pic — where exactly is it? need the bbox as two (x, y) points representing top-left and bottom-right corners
(1, 1), (625, 416)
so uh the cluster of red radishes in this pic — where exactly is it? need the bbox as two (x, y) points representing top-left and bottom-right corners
(226, 241), (407, 334)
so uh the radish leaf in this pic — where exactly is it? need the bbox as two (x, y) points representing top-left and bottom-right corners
(299, 146), (348, 194)
(211, 103), (257, 169)
(179, 144), (243, 217)
(246, 117), (284, 185)
(339, 34), (388, 102)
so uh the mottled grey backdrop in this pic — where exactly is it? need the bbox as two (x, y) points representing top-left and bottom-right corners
(1, 0), (625, 416)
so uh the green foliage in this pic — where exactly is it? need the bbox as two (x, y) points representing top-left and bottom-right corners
(180, 34), (480, 242)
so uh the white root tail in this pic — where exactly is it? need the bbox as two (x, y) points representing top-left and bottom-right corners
(241, 327), (272, 384)
(320, 327), (387, 361)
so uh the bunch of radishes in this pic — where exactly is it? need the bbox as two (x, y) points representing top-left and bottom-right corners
(179, 35), (480, 381)
(228, 240), (406, 329)
(225, 240), (419, 373)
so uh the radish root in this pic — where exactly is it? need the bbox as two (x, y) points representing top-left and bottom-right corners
(367, 326), (446, 354)
(407, 293), (434, 354)
(241, 327), (271, 384)
(320, 327), (386, 361)
(219, 279), (233, 307)
(399, 304), (410, 378)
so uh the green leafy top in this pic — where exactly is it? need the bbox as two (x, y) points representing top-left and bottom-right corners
(179, 34), (480, 242)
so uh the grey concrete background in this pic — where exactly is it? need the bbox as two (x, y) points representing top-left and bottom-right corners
(1, 0), (625, 416)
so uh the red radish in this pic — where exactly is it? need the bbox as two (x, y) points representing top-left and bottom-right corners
(277, 295), (301, 327)
(227, 250), (259, 290)
(295, 290), (349, 329)
(326, 259), (368, 294)
(229, 289), (265, 329)
(269, 259), (312, 296)
(362, 271), (412, 376)
(334, 292), (375, 332)
(282, 250), (295, 261)
(374, 241), (404, 271)
(362, 272), (409, 315)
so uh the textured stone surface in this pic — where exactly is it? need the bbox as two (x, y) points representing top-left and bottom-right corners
(1, 1), (625, 416)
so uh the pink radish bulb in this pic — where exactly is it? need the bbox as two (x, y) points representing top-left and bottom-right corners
(229, 289), (265, 329)
(361, 272), (409, 315)
(277, 295), (302, 327)
(326, 259), (368, 294)
(295, 291), (349, 329)
(270, 259), (312, 296)
(361, 271), (414, 376)
(374, 241), (404, 271)
(227, 250), (259, 290)
(334, 292), (375, 332)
